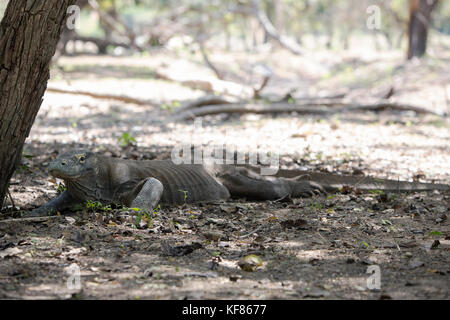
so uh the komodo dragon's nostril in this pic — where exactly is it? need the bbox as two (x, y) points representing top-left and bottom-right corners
(61, 162), (66, 166)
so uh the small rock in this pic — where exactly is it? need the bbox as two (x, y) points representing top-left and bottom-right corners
(202, 231), (226, 241)
(229, 275), (242, 282)
(238, 254), (263, 272)
(280, 218), (308, 230)
(218, 241), (230, 248)
(302, 289), (331, 298)
(431, 240), (440, 250)
(161, 241), (202, 256)
(346, 257), (355, 264)
(409, 258), (425, 269)
(206, 218), (226, 226)
(435, 214), (447, 223)
(0, 247), (22, 258)
(148, 243), (160, 251)
(220, 205), (237, 214)
(65, 216), (76, 224)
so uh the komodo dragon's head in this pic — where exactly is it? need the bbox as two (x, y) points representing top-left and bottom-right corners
(48, 150), (97, 179)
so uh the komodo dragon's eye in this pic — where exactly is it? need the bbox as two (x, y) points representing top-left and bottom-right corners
(78, 155), (86, 163)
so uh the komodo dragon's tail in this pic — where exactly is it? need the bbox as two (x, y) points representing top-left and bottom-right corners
(276, 169), (449, 193)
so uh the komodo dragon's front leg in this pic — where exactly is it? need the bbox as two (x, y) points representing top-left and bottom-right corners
(32, 178), (164, 216)
(30, 190), (80, 216)
(120, 178), (164, 211)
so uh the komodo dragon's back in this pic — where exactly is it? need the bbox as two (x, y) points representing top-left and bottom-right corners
(111, 158), (230, 205)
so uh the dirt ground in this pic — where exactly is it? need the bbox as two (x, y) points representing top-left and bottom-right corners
(0, 47), (449, 299)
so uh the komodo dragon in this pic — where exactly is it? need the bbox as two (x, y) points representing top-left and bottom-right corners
(30, 150), (449, 216)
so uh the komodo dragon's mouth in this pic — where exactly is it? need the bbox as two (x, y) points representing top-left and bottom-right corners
(49, 169), (82, 180)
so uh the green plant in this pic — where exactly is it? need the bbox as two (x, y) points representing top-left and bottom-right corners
(132, 207), (143, 226)
(310, 202), (323, 210)
(118, 132), (137, 147)
(153, 204), (161, 215)
(85, 200), (111, 213)
(56, 183), (66, 194)
(178, 189), (188, 203)
(17, 164), (31, 173)
(161, 100), (181, 113)
(131, 207), (156, 228)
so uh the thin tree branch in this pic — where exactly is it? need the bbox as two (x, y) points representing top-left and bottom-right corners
(250, 0), (305, 55)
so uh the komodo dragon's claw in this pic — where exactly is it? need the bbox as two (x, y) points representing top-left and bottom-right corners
(294, 181), (326, 197)
(29, 206), (57, 217)
(28, 208), (48, 217)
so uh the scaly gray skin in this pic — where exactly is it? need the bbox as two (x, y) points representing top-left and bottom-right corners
(30, 150), (449, 216)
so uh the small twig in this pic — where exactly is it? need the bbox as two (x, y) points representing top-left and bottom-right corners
(444, 85), (450, 114)
(7, 188), (16, 211)
(198, 41), (224, 80)
(393, 237), (401, 252)
(239, 225), (263, 239)
(316, 231), (329, 244)
(272, 194), (290, 203)
(0, 216), (61, 224)
(253, 75), (271, 98)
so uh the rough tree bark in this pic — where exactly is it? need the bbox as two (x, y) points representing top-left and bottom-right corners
(0, 0), (77, 209)
(407, 0), (439, 59)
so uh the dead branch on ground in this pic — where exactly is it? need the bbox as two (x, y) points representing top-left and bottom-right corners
(178, 95), (241, 112)
(172, 100), (444, 121)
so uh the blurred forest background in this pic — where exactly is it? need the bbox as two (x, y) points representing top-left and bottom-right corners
(2, 0), (449, 56)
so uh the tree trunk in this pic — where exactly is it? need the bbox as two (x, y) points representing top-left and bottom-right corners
(251, 0), (304, 55)
(407, 0), (439, 59)
(262, 0), (274, 43)
(0, 0), (76, 209)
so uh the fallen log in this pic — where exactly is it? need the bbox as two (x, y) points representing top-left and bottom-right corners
(173, 100), (444, 120)
(177, 94), (241, 112)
